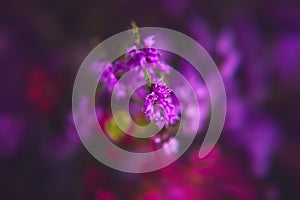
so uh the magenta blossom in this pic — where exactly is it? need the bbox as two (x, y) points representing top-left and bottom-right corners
(143, 79), (179, 127)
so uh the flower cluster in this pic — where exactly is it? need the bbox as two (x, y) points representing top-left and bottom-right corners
(99, 35), (171, 91)
(101, 63), (118, 91)
(97, 33), (179, 129)
(143, 79), (179, 127)
(125, 36), (171, 75)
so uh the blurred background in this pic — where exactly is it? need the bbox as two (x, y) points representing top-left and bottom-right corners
(1, 0), (300, 199)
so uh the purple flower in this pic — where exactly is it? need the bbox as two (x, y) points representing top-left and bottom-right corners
(94, 36), (172, 96)
(114, 61), (127, 72)
(93, 35), (178, 127)
(125, 45), (147, 69)
(143, 79), (179, 127)
(152, 79), (172, 97)
(144, 48), (161, 64)
(101, 63), (118, 91)
(92, 61), (118, 92)
(125, 36), (171, 76)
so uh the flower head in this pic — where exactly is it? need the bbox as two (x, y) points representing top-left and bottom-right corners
(124, 36), (170, 76)
(101, 63), (117, 91)
(143, 79), (179, 127)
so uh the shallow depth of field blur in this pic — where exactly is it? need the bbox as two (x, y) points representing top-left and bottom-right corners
(1, 0), (300, 199)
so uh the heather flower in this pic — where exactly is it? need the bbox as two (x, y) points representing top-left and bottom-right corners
(91, 30), (180, 132)
(91, 61), (118, 91)
(144, 101), (165, 127)
(152, 79), (172, 97)
(125, 45), (147, 69)
(114, 61), (127, 72)
(143, 79), (179, 127)
(101, 63), (118, 91)
(94, 35), (171, 97)
(125, 36), (171, 76)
